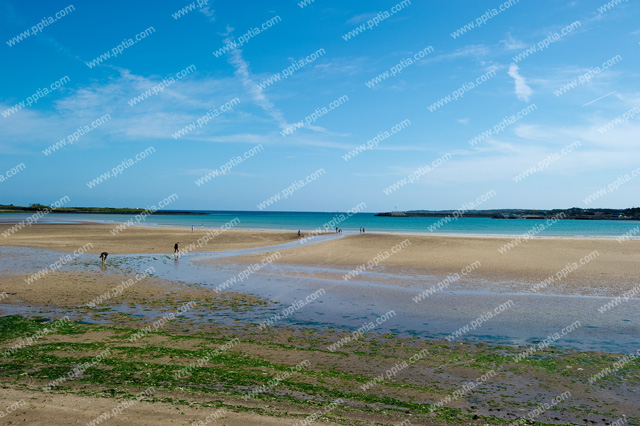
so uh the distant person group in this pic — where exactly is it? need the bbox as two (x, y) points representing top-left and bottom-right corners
(359, 227), (365, 234)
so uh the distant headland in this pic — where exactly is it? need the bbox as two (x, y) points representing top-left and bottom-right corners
(376, 207), (640, 220)
(0, 204), (206, 215)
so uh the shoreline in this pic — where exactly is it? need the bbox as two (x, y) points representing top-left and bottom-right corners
(1, 218), (637, 241)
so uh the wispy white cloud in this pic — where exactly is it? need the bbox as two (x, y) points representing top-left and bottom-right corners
(508, 64), (533, 102)
(424, 44), (490, 63)
(225, 36), (290, 130)
(582, 91), (616, 106)
(0, 68), (245, 153)
(220, 24), (234, 36)
(501, 33), (527, 50)
(528, 59), (626, 97)
(311, 57), (366, 77)
(411, 116), (640, 187)
(416, 141), (639, 186)
(346, 12), (378, 25)
(199, 6), (215, 22)
(190, 131), (354, 150)
(514, 121), (640, 150)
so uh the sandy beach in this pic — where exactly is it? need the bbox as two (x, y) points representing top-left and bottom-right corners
(3, 224), (638, 285)
(1, 224), (639, 425)
(0, 223), (304, 254)
(206, 231), (640, 296)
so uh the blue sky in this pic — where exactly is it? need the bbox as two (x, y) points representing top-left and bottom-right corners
(1, 0), (638, 212)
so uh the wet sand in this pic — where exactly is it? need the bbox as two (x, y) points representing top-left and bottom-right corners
(0, 271), (264, 308)
(0, 223), (304, 254)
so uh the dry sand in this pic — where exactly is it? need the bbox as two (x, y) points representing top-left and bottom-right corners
(0, 223), (301, 254)
(214, 233), (640, 295)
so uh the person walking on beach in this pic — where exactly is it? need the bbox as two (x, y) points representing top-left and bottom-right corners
(362, 227), (365, 233)
(174, 242), (180, 256)
(99, 252), (108, 266)
(298, 230), (301, 237)
(191, 225), (194, 232)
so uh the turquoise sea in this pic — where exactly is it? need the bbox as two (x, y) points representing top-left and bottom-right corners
(1, 211), (637, 238)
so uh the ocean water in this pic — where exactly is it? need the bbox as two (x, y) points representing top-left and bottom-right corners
(1, 211), (638, 238)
